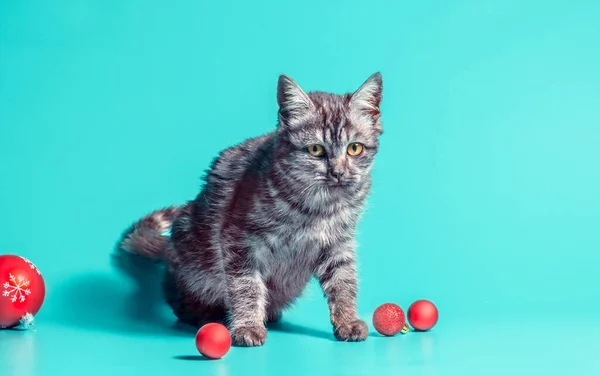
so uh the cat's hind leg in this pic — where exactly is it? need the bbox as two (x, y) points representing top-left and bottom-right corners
(163, 269), (227, 327)
(266, 309), (283, 323)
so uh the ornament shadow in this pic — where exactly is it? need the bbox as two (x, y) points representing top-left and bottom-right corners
(172, 355), (214, 361)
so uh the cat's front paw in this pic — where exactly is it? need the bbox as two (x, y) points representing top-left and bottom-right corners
(333, 319), (369, 342)
(231, 325), (267, 347)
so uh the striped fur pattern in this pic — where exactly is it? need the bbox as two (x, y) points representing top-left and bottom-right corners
(118, 72), (384, 346)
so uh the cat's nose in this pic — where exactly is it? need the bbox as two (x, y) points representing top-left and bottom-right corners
(331, 170), (345, 181)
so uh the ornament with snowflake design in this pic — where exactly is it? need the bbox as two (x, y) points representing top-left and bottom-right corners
(3, 273), (32, 303)
(0, 254), (45, 330)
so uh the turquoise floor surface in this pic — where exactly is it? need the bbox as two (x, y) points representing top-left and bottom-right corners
(2, 275), (599, 376)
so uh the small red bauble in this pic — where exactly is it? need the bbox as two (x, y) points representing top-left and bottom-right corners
(0, 254), (45, 329)
(372, 303), (409, 336)
(195, 323), (232, 359)
(407, 299), (439, 331)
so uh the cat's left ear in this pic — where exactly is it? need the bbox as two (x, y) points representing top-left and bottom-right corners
(350, 72), (383, 121)
(277, 74), (314, 128)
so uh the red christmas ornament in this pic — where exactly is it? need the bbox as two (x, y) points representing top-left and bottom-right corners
(0, 254), (45, 330)
(372, 303), (409, 336)
(195, 323), (232, 359)
(407, 299), (439, 331)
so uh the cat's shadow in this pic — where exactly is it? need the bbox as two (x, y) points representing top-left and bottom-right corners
(51, 265), (197, 337)
(267, 320), (334, 341)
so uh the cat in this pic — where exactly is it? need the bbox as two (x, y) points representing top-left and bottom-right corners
(117, 72), (384, 347)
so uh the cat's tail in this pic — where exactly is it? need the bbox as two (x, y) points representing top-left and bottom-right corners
(112, 206), (182, 323)
(117, 206), (181, 260)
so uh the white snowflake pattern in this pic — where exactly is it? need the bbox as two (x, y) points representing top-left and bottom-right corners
(20, 256), (41, 275)
(2, 273), (31, 303)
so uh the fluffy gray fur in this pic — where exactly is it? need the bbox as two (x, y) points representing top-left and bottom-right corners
(119, 72), (384, 346)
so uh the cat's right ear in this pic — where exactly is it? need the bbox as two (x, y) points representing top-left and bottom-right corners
(277, 74), (313, 127)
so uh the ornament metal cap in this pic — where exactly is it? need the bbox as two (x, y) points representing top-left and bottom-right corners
(20, 313), (37, 332)
(400, 323), (410, 334)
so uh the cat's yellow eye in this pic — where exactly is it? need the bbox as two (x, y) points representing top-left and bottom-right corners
(347, 143), (364, 156)
(307, 144), (325, 157)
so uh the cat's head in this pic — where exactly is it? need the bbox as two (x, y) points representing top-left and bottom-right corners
(274, 73), (383, 205)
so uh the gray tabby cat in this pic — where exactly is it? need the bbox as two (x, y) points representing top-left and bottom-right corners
(118, 72), (384, 346)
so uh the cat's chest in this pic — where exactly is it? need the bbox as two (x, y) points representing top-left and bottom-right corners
(269, 214), (345, 253)
(261, 233), (318, 289)
(257, 216), (341, 274)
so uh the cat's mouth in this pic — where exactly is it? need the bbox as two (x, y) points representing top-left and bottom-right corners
(327, 180), (351, 189)
(315, 176), (355, 189)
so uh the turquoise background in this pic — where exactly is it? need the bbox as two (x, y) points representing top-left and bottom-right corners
(1, 0), (599, 375)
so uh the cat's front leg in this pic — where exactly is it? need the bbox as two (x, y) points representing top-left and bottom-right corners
(314, 241), (368, 342)
(227, 271), (268, 347)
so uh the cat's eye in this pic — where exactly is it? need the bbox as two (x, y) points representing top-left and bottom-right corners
(307, 144), (325, 157)
(347, 143), (364, 156)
